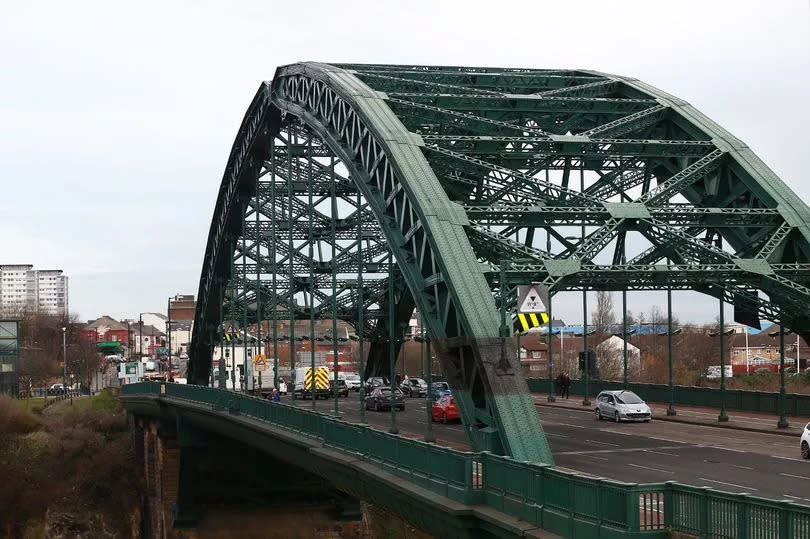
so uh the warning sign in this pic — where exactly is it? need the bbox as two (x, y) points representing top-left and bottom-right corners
(517, 284), (549, 313)
(254, 354), (268, 371)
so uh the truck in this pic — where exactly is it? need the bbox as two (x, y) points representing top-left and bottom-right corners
(293, 366), (331, 399)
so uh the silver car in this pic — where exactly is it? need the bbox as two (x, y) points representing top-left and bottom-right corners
(595, 390), (651, 423)
(801, 422), (809, 459)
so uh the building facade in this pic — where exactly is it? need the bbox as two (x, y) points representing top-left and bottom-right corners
(0, 265), (69, 316)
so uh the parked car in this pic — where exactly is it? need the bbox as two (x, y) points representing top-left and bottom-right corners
(400, 377), (427, 398)
(432, 395), (460, 423)
(594, 390), (651, 423)
(47, 383), (65, 395)
(330, 378), (349, 397)
(365, 387), (405, 412)
(340, 372), (362, 391)
(801, 422), (809, 459)
(430, 381), (451, 400)
(364, 376), (389, 394)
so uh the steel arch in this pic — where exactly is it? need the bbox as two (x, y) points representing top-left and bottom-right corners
(189, 63), (810, 463)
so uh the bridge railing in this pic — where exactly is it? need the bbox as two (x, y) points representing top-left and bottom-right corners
(121, 382), (810, 538)
(527, 378), (810, 416)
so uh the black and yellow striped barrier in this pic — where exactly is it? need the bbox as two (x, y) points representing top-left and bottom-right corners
(514, 312), (549, 334)
(304, 367), (330, 391)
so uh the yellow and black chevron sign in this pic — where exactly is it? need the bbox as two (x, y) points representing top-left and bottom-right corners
(514, 312), (549, 334)
(304, 367), (330, 391)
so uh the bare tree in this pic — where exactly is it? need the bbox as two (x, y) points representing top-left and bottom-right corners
(591, 291), (616, 334)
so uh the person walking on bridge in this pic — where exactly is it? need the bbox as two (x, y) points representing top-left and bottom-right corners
(560, 372), (571, 399)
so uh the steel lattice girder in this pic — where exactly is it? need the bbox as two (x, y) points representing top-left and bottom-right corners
(189, 62), (810, 464)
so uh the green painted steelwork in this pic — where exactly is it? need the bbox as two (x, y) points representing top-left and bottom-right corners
(123, 382), (810, 538)
(189, 63), (810, 464)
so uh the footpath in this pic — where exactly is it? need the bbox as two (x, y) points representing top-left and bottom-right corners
(531, 391), (806, 438)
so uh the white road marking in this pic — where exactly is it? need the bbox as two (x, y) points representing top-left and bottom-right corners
(730, 464), (754, 470)
(586, 439), (620, 447)
(699, 478), (758, 491)
(557, 423), (588, 429)
(628, 463), (674, 474)
(780, 472), (810, 480)
(644, 450), (679, 457)
(712, 446), (747, 454)
(546, 432), (569, 438)
(583, 454), (609, 461)
(771, 455), (801, 462)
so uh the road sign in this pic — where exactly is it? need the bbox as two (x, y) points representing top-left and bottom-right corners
(517, 284), (549, 313)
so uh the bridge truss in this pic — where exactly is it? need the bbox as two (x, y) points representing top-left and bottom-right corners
(188, 63), (810, 463)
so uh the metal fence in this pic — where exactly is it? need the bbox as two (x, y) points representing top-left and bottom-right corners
(122, 382), (810, 538)
(527, 378), (810, 417)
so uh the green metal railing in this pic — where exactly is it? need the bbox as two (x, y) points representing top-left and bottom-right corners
(122, 382), (810, 538)
(528, 378), (810, 417)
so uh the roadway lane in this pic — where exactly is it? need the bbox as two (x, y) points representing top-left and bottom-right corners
(281, 392), (810, 506)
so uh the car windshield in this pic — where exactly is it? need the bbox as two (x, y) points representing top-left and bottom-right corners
(346, 375), (360, 381)
(615, 391), (643, 404)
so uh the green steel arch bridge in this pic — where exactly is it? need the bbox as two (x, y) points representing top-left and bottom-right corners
(186, 62), (810, 464)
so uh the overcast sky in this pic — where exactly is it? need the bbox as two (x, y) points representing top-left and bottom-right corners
(2, 1), (808, 326)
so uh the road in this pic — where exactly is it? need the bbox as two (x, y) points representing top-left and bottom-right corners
(283, 391), (810, 506)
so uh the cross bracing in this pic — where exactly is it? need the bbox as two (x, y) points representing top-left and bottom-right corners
(189, 63), (810, 464)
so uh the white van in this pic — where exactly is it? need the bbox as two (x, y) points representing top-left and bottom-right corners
(706, 365), (733, 379)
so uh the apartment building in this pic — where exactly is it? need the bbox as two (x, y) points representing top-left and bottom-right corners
(0, 265), (69, 316)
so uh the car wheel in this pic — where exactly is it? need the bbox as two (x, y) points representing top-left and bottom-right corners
(375, 402), (380, 412)
(614, 411), (620, 423)
(802, 442), (810, 460)
(595, 408), (602, 420)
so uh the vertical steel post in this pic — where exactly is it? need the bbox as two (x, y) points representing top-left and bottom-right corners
(357, 190), (366, 423)
(499, 260), (508, 337)
(778, 324), (789, 428)
(308, 136), (316, 408)
(242, 233), (249, 393)
(582, 290), (590, 406)
(547, 292), (555, 402)
(331, 155), (339, 416)
(581, 168), (590, 406)
(718, 298), (729, 422)
(622, 290), (628, 389)
(388, 254), (398, 434)
(167, 296), (172, 381)
(219, 324), (225, 389)
(288, 131), (296, 400)
(256, 161), (262, 382)
(270, 137), (279, 390)
(425, 337), (434, 442)
(667, 288), (676, 416)
(421, 317), (434, 442)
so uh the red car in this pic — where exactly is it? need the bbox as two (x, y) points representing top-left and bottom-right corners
(431, 395), (460, 423)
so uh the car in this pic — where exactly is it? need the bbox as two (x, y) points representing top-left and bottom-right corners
(432, 395), (460, 423)
(330, 378), (349, 397)
(47, 383), (65, 395)
(400, 377), (427, 398)
(801, 422), (809, 459)
(595, 390), (651, 423)
(364, 376), (389, 394)
(278, 379), (288, 395)
(365, 387), (405, 412)
(430, 381), (451, 400)
(341, 373), (362, 391)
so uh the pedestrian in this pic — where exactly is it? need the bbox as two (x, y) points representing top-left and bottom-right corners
(561, 372), (571, 399)
(271, 388), (281, 402)
(556, 372), (565, 397)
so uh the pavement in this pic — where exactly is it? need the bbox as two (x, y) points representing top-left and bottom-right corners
(281, 391), (810, 506)
(531, 391), (806, 438)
